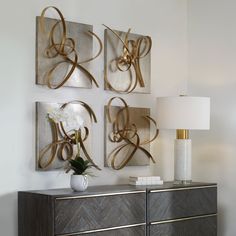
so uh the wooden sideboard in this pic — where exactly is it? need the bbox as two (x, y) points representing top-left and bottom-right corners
(18, 182), (217, 236)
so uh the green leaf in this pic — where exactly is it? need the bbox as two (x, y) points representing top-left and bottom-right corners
(68, 157), (95, 175)
(69, 160), (85, 172)
(75, 156), (85, 165)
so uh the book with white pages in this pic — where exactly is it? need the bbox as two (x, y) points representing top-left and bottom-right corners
(129, 176), (161, 181)
(129, 179), (164, 186)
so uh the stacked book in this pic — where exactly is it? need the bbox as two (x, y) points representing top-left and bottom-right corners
(129, 176), (163, 185)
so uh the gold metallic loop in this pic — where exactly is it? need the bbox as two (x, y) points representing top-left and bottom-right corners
(104, 25), (152, 93)
(140, 116), (159, 145)
(40, 6), (102, 89)
(78, 30), (103, 64)
(103, 24), (131, 53)
(106, 97), (129, 123)
(39, 101), (100, 170)
(106, 97), (159, 170)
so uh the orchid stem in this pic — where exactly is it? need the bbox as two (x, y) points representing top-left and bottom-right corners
(75, 129), (80, 157)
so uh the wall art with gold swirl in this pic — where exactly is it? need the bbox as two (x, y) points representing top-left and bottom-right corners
(104, 97), (159, 170)
(36, 101), (101, 171)
(104, 26), (152, 94)
(36, 7), (102, 89)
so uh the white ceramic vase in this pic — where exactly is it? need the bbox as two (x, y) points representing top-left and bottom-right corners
(70, 175), (88, 192)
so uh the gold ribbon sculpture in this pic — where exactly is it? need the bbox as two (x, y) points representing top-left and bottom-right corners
(104, 25), (152, 93)
(39, 100), (101, 170)
(106, 97), (159, 170)
(40, 6), (102, 89)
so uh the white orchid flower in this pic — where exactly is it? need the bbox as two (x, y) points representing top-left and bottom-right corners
(48, 106), (84, 131)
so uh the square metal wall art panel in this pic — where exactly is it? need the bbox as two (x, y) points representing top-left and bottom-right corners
(36, 7), (102, 89)
(36, 101), (100, 171)
(104, 97), (159, 170)
(104, 27), (152, 94)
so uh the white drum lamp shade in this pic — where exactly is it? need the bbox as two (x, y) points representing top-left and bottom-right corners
(156, 96), (210, 130)
(156, 96), (210, 184)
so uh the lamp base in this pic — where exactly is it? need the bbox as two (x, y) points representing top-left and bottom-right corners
(174, 139), (192, 184)
(174, 180), (192, 185)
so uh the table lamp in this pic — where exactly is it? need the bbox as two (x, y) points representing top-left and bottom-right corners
(156, 96), (210, 184)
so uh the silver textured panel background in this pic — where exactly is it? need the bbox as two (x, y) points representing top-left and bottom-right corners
(104, 29), (151, 93)
(104, 106), (150, 167)
(36, 17), (93, 88)
(36, 102), (92, 170)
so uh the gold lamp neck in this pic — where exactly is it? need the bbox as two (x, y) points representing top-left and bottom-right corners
(176, 129), (189, 139)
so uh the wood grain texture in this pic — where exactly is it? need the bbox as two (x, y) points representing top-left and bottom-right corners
(149, 216), (217, 236)
(55, 193), (146, 235)
(18, 192), (54, 236)
(18, 183), (217, 236)
(149, 187), (217, 222)
(79, 225), (145, 236)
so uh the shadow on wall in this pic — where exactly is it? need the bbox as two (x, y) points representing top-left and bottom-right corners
(0, 192), (18, 236)
(218, 205), (226, 236)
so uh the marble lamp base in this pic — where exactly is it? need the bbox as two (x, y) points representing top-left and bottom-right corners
(174, 139), (192, 184)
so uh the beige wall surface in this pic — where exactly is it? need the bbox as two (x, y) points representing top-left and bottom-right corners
(0, 0), (188, 235)
(188, 0), (236, 235)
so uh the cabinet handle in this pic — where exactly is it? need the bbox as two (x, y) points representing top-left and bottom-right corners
(149, 185), (217, 193)
(56, 223), (146, 236)
(56, 190), (146, 200)
(150, 213), (217, 225)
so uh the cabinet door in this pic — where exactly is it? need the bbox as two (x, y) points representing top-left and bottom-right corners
(149, 216), (217, 236)
(149, 187), (217, 222)
(79, 225), (145, 236)
(55, 192), (146, 235)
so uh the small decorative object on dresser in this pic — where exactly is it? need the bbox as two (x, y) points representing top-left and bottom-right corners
(129, 176), (164, 185)
(68, 156), (94, 191)
(156, 96), (210, 184)
(46, 102), (97, 191)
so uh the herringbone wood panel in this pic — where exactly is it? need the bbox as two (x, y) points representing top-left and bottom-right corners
(149, 216), (217, 236)
(149, 187), (217, 222)
(55, 193), (146, 234)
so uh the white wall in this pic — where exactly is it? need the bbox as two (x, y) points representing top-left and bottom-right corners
(188, 0), (236, 235)
(0, 0), (188, 235)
